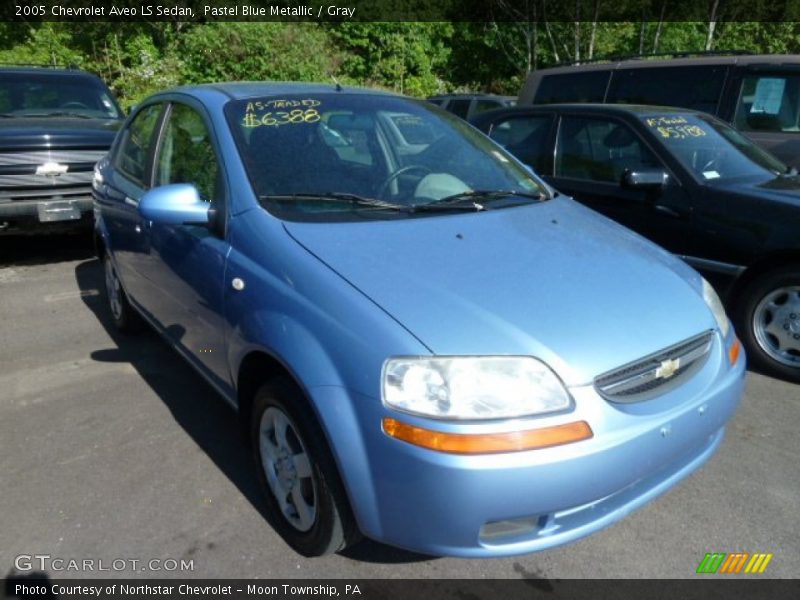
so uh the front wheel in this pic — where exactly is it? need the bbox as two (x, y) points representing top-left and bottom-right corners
(250, 378), (359, 556)
(102, 253), (142, 333)
(737, 267), (800, 383)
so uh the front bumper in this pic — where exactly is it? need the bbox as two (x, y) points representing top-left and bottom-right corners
(0, 196), (93, 234)
(320, 334), (746, 557)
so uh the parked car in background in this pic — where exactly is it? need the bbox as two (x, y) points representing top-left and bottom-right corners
(519, 53), (800, 167)
(472, 103), (800, 382)
(0, 65), (124, 235)
(427, 93), (515, 121)
(94, 83), (744, 558)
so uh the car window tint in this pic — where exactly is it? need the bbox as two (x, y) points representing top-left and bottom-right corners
(155, 104), (220, 203)
(556, 116), (660, 183)
(534, 71), (608, 104)
(447, 99), (471, 119)
(489, 115), (552, 172)
(734, 75), (800, 133)
(474, 99), (501, 115)
(116, 104), (162, 186)
(607, 66), (727, 114)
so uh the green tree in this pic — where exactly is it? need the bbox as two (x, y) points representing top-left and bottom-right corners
(326, 22), (452, 96)
(178, 22), (340, 84)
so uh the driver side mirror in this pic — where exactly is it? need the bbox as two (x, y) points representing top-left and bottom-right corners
(621, 168), (669, 189)
(138, 184), (211, 226)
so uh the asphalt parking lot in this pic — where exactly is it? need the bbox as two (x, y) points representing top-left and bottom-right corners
(1, 234), (798, 580)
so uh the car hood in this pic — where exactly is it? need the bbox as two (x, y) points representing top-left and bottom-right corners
(283, 197), (715, 386)
(706, 175), (800, 205)
(0, 117), (121, 150)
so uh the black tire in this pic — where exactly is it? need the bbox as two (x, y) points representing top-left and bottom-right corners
(250, 378), (360, 556)
(736, 266), (800, 383)
(102, 253), (142, 333)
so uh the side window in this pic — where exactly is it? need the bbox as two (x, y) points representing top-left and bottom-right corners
(116, 104), (162, 186)
(607, 66), (728, 115)
(489, 115), (552, 172)
(555, 116), (660, 183)
(155, 104), (220, 202)
(474, 99), (501, 115)
(447, 99), (471, 120)
(734, 74), (800, 132)
(534, 71), (609, 104)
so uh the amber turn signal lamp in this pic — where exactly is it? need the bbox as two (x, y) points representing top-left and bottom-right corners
(382, 418), (593, 455)
(728, 337), (741, 365)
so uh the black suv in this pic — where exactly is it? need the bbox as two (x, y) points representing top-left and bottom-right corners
(472, 103), (800, 382)
(0, 66), (123, 235)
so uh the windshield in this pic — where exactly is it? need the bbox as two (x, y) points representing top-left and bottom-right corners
(224, 93), (546, 221)
(0, 73), (122, 119)
(639, 113), (787, 183)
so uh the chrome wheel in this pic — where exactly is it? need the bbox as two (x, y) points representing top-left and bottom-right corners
(258, 407), (317, 532)
(752, 285), (800, 368)
(104, 256), (123, 321)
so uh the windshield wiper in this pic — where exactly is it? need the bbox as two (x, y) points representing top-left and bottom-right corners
(0, 113), (16, 118)
(411, 189), (545, 212)
(262, 192), (407, 211)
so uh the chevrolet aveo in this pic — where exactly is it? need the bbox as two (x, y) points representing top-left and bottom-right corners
(93, 83), (746, 558)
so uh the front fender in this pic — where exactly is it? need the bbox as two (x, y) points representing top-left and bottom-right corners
(226, 313), (396, 538)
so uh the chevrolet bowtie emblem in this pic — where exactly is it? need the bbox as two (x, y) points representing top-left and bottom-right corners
(655, 358), (681, 379)
(36, 161), (69, 177)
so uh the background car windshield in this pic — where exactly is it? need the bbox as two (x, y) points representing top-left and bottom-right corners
(224, 93), (543, 219)
(639, 113), (787, 182)
(0, 73), (121, 119)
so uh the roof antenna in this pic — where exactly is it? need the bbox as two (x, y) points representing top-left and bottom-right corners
(331, 75), (343, 92)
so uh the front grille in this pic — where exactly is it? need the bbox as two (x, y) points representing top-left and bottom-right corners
(0, 150), (106, 167)
(595, 331), (714, 403)
(0, 150), (104, 200)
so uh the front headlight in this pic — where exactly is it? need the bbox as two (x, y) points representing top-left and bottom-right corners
(382, 356), (571, 420)
(702, 278), (730, 337)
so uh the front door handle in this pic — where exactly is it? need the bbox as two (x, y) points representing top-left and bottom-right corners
(654, 204), (683, 218)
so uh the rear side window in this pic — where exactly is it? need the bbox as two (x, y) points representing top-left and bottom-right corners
(534, 71), (609, 104)
(115, 104), (163, 186)
(474, 99), (502, 115)
(734, 74), (800, 133)
(489, 115), (553, 172)
(447, 99), (471, 119)
(607, 66), (727, 115)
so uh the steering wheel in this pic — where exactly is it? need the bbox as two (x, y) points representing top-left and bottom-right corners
(61, 102), (89, 109)
(377, 165), (432, 199)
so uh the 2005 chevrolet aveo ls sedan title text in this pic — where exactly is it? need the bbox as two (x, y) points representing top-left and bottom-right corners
(93, 83), (745, 558)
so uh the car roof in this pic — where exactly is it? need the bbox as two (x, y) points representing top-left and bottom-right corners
(165, 82), (400, 101)
(534, 54), (800, 75)
(0, 66), (102, 79)
(428, 93), (514, 100)
(476, 103), (705, 118)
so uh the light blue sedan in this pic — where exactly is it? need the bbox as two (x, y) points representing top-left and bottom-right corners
(93, 83), (745, 557)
